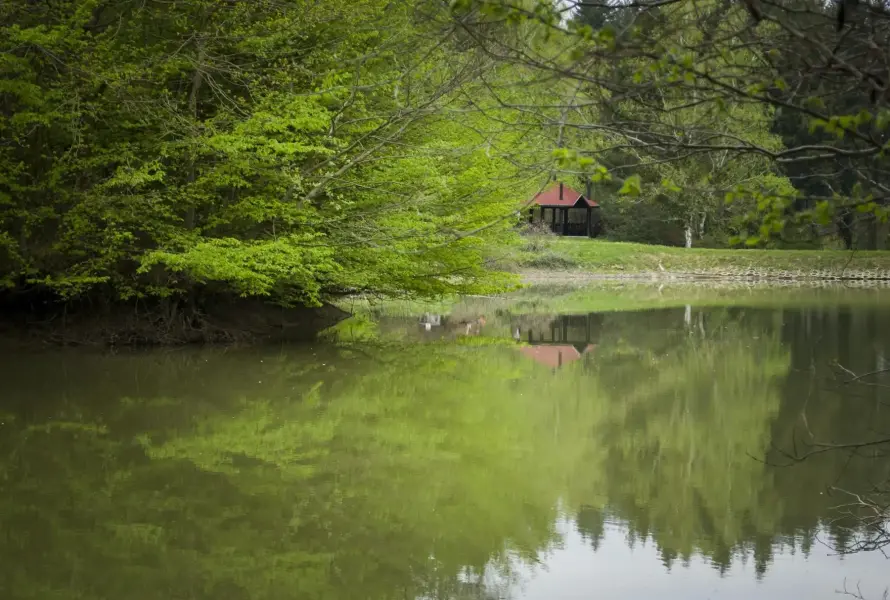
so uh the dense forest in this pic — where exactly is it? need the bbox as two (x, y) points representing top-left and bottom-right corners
(3, 0), (890, 313)
(0, 0), (554, 312)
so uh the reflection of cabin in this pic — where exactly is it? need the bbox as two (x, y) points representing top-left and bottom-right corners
(518, 344), (595, 369)
(419, 313), (441, 330)
(410, 314), (486, 338)
(516, 313), (603, 345)
(528, 182), (602, 237)
(513, 313), (604, 369)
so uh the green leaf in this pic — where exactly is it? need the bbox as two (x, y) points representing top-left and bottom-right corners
(618, 174), (642, 197)
(805, 96), (825, 110)
(661, 178), (681, 193)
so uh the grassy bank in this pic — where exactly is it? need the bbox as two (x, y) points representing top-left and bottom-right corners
(501, 280), (890, 314)
(515, 238), (890, 280)
(343, 280), (890, 322)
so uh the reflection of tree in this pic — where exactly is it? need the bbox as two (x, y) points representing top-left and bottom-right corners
(575, 505), (606, 551)
(2, 303), (890, 596)
(564, 310), (792, 575)
(567, 305), (890, 575)
(603, 318), (787, 568)
(764, 306), (890, 557)
(0, 342), (600, 600)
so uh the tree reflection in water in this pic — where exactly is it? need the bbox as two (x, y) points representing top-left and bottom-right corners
(1, 303), (889, 599)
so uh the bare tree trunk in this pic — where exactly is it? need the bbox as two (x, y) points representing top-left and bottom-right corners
(838, 210), (854, 250)
(685, 224), (693, 248)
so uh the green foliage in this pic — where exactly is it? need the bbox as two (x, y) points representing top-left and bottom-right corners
(560, 0), (796, 247)
(0, 0), (549, 307)
(618, 174), (642, 197)
(460, 0), (890, 250)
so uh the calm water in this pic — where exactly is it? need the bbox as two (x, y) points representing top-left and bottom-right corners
(1, 285), (889, 599)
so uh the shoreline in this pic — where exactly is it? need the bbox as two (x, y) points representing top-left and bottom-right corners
(5, 262), (890, 349)
(519, 268), (890, 285)
(515, 238), (890, 283)
(0, 299), (349, 349)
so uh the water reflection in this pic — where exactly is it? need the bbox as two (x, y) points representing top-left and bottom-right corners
(510, 314), (601, 370)
(415, 312), (487, 337)
(507, 517), (889, 600)
(1, 300), (889, 599)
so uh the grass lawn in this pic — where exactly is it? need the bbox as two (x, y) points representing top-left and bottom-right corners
(518, 237), (890, 277)
(502, 280), (890, 313)
(337, 239), (890, 322)
(341, 280), (890, 322)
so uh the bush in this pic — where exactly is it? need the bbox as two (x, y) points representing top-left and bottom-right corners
(520, 222), (558, 254)
(521, 249), (579, 270)
(600, 202), (685, 246)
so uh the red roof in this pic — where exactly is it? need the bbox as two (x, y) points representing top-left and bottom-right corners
(518, 344), (596, 369)
(533, 184), (599, 208)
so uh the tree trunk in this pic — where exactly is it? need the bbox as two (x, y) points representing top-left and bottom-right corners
(684, 224), (693, 248)
(838, 210), (854, 250)
(866, 214), (878, 250)
(877, 218), (889, 250)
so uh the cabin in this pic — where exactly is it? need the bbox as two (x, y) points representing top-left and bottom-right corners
(527, 182), (602, 237)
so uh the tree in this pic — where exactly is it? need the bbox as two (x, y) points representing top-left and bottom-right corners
(0, 0), (555, 312)
(449, 0), (890, 247)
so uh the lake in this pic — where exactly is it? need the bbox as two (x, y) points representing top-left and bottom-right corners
(1, 282), (889, 599)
